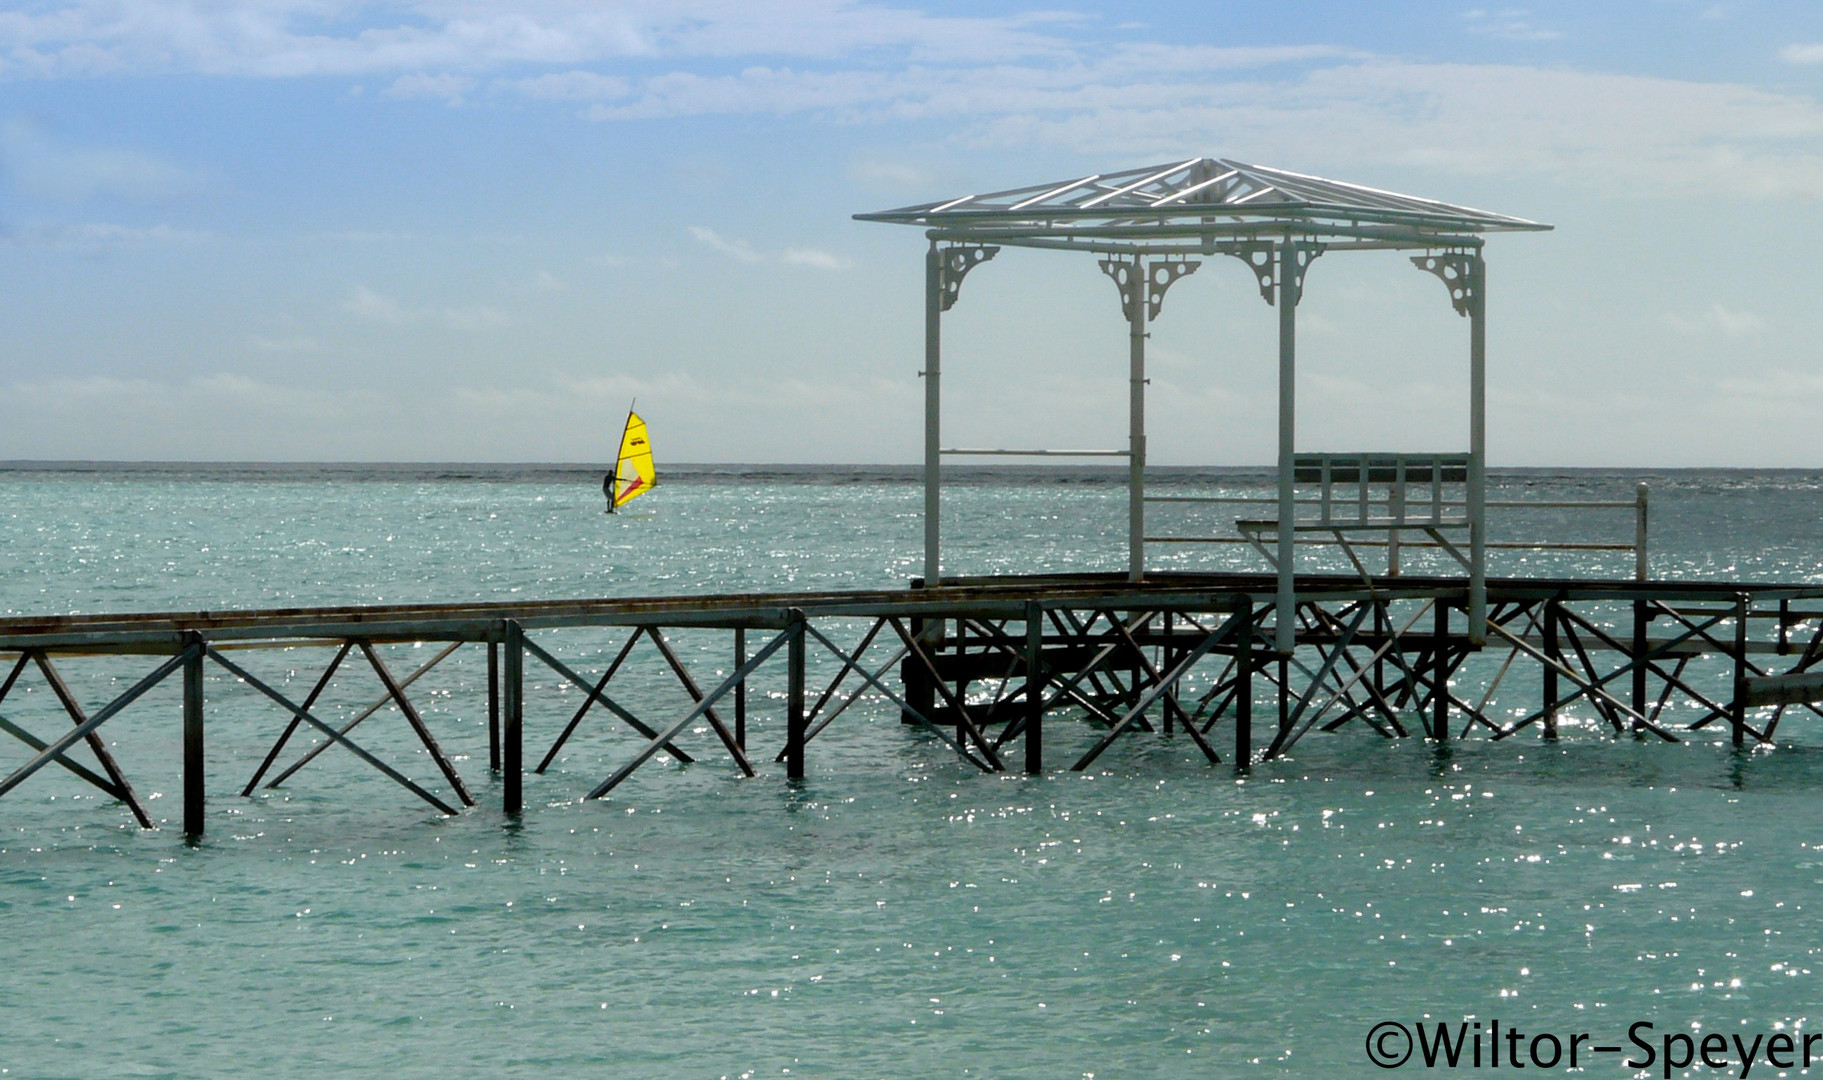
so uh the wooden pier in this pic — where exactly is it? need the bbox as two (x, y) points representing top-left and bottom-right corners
(4, 570), (1822, 836)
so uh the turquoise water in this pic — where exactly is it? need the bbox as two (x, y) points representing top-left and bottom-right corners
(4, 466), (1823, 1078)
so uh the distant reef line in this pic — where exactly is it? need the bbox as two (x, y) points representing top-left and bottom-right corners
(0, 461), (1815, 486)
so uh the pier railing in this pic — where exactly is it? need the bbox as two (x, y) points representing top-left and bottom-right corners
(1149, 477), (1650, 581)
(10, 568), (1823, 840)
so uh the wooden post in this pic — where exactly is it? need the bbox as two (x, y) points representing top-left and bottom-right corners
(902, 579), (933, 725)
(1235, 606), (1253, 770)
(1024, 600), (1044, 775)
(503, 621), (523, 815)
(1277, 655), (1290, 745)
(1542, 597), (1559, 738)
(955, 620), (970, 746)
(1732, 595), (1748, 749)
(1161, 610), (1173, 735)
(1432, 601), (1449, 741)
(1373, 600), (1387, 700)
(787, 618), (806, 780)
(1631, 600), (1649, 725)
(734, 627), (747, 751)
(487, 640), (501, 772)
(183, 634), (205, 837)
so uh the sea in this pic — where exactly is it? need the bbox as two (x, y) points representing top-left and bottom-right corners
(4, 463), (1823, 1078)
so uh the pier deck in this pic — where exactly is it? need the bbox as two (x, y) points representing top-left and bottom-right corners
(4, 571), (1821, 836)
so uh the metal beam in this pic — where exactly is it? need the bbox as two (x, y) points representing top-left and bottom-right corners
(924, 240), (942, 584)
(1465, 256), (1486, 643)
(1276, 239), (1299, 653)
(1130, 261), (1148, 582)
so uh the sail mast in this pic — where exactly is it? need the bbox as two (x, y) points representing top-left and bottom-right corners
(607, 403), (636, 513)
(609, 401), (655, 511)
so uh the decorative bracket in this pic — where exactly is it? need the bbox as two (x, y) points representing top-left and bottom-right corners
(1146, 258), (1200, 320)
(1099, 257), (1143, 323)
(1225, 241), (1277, 305)
(1100, 257), (1202, 323)
(939, 244), (998, 311)
(1222, 240), (1322, 306)
(1280, 241), (1322, 307)
(1410, 250), (1481, 317)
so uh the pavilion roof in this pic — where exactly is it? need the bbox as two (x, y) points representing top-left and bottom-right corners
(855, 157), (1550, 251)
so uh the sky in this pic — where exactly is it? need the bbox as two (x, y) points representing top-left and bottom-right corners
(5, 1), (1823, 466)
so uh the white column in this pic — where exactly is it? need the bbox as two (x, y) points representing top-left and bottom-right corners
(1129, 259), (1147, 583)
(923, 242), (942, 585)
(1275, 240), (1299, 653)
(1467, 253), (1486, 646)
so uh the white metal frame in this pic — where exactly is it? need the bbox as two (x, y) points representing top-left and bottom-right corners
(860, 158), (1551, 651)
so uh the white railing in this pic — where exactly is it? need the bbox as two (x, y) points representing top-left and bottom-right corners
(1148, 470), (1650, 581)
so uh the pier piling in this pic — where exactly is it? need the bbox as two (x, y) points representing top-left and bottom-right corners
(787, 616), (806, 781)
(1543, 597), (1560, 738)
(1236, 605), (1254, 769)
(183, 633), (204, 837)
(1024, 600), (1044, 774)
(487, 640), (500, 772)
(503, 621), (523, 815)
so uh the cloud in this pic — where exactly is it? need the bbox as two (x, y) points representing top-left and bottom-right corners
(498, 70), (630, 101)
(345, 284), (411, 324)
(687, 225), (762, 264)
(0, 2), (648, 78)
(9, 4), (1823, 211)
(945, 60), (1823, 200)
(0, 220), (206, 248)
(0, 372), (401, 458)
(1461, 9), (1563, 42)
(1711, 368), (1823, 409)
(0, 119), (199, 202)
(1666, 303), (1765, 336)
(344, 285), (509, 330)
(848, 157), (934, 191)
(0, 1), (1058, 79)
(584, 66), (896, 121)
(5, 372), (375, 425)
(689, 226), (852, 270)
(251, 334), (320, 353)
(781, 247), (851, 270)
(542, 46), (1823, 202)
(382, 72), (473, 103)
(438, 368), (919, 461)
(579, 45), (1362, 123)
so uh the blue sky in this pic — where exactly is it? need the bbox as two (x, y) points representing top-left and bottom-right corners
(5, 1), (1823, 465)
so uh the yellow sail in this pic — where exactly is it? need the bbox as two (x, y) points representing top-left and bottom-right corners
(612, 412), (655, 509)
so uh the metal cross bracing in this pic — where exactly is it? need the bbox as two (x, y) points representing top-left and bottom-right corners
(858, 157), (1554, 656)
(5, 573), (1823, 837)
